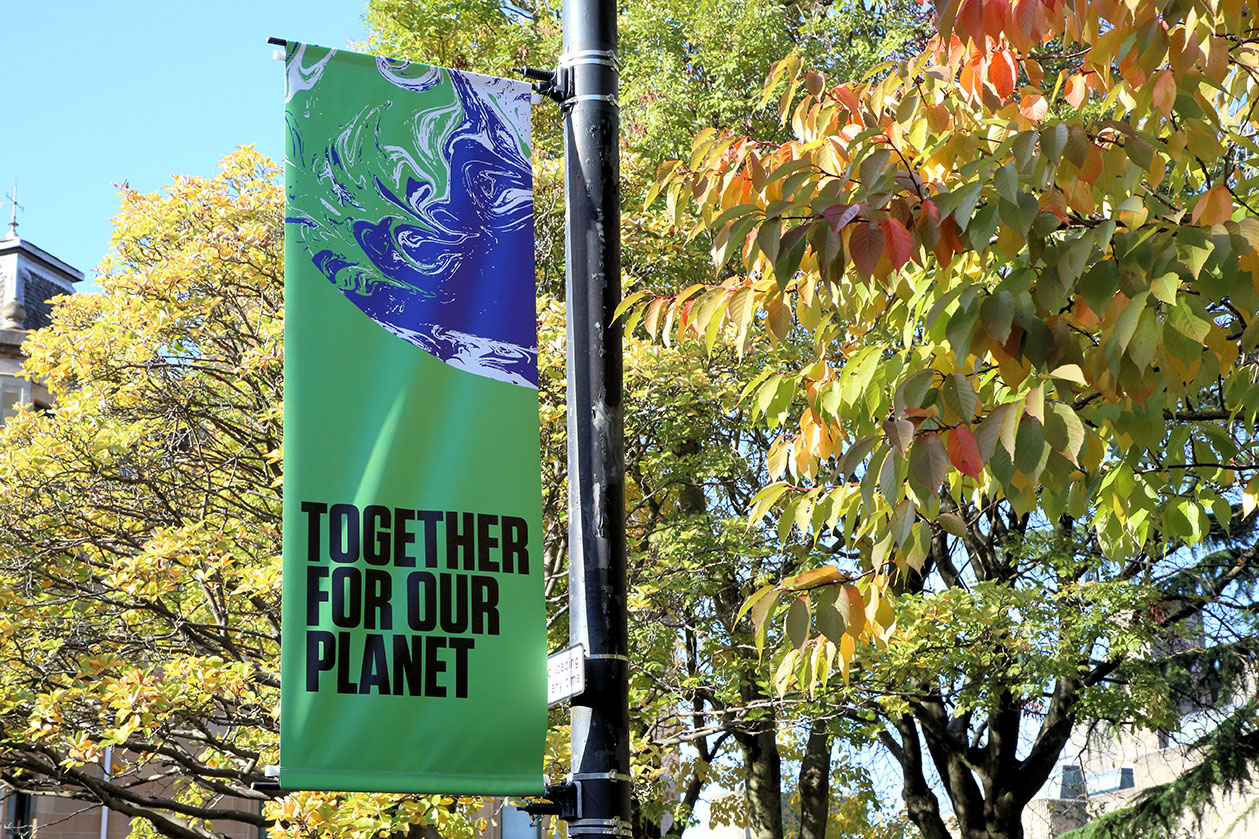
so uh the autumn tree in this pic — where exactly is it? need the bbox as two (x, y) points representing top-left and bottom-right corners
(367, 4), (927, 839)
(0, 150), (482, 839)
(626, 0), (1259, 837)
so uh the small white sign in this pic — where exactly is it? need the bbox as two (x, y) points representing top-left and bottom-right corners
(547, 644), (586, 706)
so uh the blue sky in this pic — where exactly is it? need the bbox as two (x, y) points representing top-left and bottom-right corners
(1, 0), (368, 284)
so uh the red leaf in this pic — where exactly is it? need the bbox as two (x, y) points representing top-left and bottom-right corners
(823, 203), (861, 234)
(989, 49), (1017, 99)
(946, 427), (985, 478)
(917, 199), (942, 250)
(957, 0), (986, 44)
(881, 217), (915, 270)
(983, 0), (1008, 39)
(850, 221), (886, 279)
(1019, 93), (1048, 122)
(680, 299), (697, 334)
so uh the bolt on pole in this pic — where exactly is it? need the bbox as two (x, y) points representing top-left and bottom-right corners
(561, 0), (631, 836)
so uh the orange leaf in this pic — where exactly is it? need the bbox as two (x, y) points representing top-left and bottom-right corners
(1019, 93), (1048, 121)
(1192, 186), (1233, 227)
(946, 426), (985, 478)
(957, 0), (986, 45)
(1078, 144), (1104, 185)
(881, 217), (915, 270)
(1010, 0), (1039, 45)
(989, 49), (1017, 99)
(1039, 189), (1069, 223)
(850, 221), (886, 279)
(1064, 74), (1087, 109)
(1151, 70), (1176, 117)
(960, 58), (983, 105)
(1024, 58), (1044, 88)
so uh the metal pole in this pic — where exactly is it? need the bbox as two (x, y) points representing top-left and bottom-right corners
(561, 0), (630, 836)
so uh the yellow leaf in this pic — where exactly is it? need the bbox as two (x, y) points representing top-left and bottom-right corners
(1191, 186), (1233, 227)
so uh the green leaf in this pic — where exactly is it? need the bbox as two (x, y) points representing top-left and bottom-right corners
(941, 373), (979, 421)
(1013, 418), (1048, 478)
(1113, 291), (1148, 352)
(994, 163), (1018, 202)
(980, 291), (1015, 344)
(998, 192), (1038, 236)
(1044, 403), (1085, 465)
(935, 511), (968, 537)
(786, 595), (811, 650)
(815, 585), (846, 643)
(736, 583), (778, 626)
(859, 148), (892, 191)
(747, 482), (791, 527)
(751, 588), (783, 655)
(967, 204), (1000, 250)
(1127, 308), (1160, 370)
(895, 369), (936, 412)
(951, 182), (984, 230)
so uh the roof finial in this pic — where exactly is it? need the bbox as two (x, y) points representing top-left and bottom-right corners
(4, 183), (22, 238)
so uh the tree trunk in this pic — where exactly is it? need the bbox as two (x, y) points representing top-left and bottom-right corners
(797, 719), (830, 839)
(737, 718), (783, 839)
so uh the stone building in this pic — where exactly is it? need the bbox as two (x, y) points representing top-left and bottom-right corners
(0, 225), (81, 423)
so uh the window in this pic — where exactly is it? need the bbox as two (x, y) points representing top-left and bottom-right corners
(4, 791), (33, 839)
(0, 382), (21, 426)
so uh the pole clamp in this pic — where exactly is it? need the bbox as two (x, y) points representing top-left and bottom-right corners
(560, 49), (619, 69)
(567, 817), (633, 837)
(569, 771), (633, 783)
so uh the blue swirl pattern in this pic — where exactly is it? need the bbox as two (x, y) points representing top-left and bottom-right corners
(285, 46), (537, 387)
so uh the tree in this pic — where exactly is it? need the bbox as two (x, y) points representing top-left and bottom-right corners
(0, 150), (483, 839)
(628, 0), (1259, 837)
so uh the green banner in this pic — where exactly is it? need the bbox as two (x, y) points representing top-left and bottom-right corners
(281, 43), (545, 795)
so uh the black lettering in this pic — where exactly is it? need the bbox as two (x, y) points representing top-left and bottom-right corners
(336, 631), (356, 693)
(302, 502), (328, 562)
(364, 569), (393, 630)
(330, 567), (362, 628)
(449, 637), (474, 698)
(305, 630), (335, 691)
(329, 503), (360, 563)
(406, 571), (437, 631)
(502, 516), (529, 574)
(439, 572), (469, 633)
(358, 634), (390, 694)
(363, 505), (391, 565)
(392, 634), (423, 695)
(416, 511), (442, 567)
(446, 511), (476, 570)
(393, 508), (417, 567)
(425, 635), (448, 697)
(471, 575), (500, 635)
(477, 514), (500, 572)
(306, 566), (329, 626)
